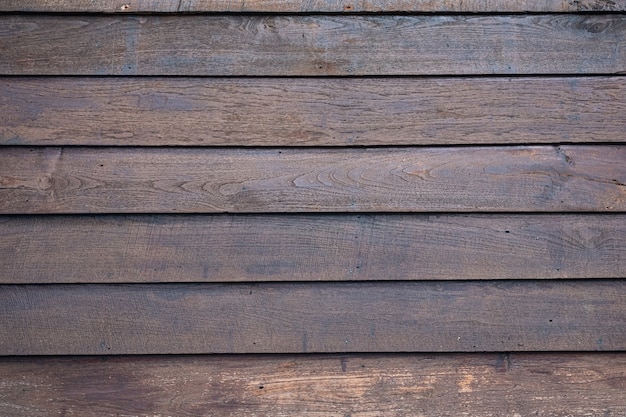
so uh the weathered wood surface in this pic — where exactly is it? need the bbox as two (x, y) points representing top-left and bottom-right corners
(3, 0), (626, 12)
(1, 146), (624, 214)
(2, 15), (625, 76)
(3, 77), (625, 147)
(2, 214), (625, 283)
(1, 353), (625, 416)
(2, 280), (625, 355)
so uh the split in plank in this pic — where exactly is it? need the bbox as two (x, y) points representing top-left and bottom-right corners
(3, 76), (626, 146)
(1, 146), (624, 213)
(3, 0), (626, 13)
(1, 353), (625, 416)
(2, 214), (625, 283)
(1, 280), (625, 354)
(1, 14), (625, 75)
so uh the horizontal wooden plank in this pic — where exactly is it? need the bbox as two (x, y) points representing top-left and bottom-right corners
(3, 77), (626, 147)
(2, 15), (625, 75)
(3, 0), (626, 13)
(2, 214), (625, 283)
(1, 146), (624, 213)
(1, 353), (625, 417)
(1, 280), (625, 354)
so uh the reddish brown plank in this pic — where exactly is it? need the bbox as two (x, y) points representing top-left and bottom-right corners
(0, 146), (624, 214)
(1, 214), (625, 283)
(1, 15), (625, 75)
(1, 353), (625, 416)
(3, 77), (625, 146)
(1, 280), (625, 355)
(3, 0), (625, 12)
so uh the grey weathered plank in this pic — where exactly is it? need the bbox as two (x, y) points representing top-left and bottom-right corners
(2, 0), (625, 12)
(1, 146), (624, 213)
(2, 214), (625, 283)
(2, 15), (625, 75)
(1, 280), (625, 354)
(3, 77), (625, 146)
(1, 353), (625, 416)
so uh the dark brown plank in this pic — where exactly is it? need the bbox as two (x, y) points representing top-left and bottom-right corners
(2, 15), (625, 76)
(1, 353), (625, 416)
(3, 77), (626, 146)
(1, 280), (625, 354)
(2, 214), (625, 283)
(1, 146), (624, 214)
(3, 0), (626, 12)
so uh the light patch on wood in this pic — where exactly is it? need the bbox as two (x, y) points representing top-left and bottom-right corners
(0, 175), (51, 190)
(388, 372), (438, 396)
(248, 374), (376, 399)
(458, 373), (475, 393)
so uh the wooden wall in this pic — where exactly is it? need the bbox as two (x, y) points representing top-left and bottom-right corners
(1, 0), (625, 415)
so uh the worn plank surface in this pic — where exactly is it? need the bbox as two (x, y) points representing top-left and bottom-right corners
(2, 15), (625, 76)
(2, 0), (625, 414)
(3, 77), (626, 146)
(1, 146), (624, 214)
(3, 0), (626, 13)
(2, 214), (625, 283)
(1, 353), (625, 416)
(2, 280), (625, 355)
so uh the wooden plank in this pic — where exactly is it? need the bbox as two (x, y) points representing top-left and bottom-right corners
(3, 0), (626, 13)
(1, 146), (624, 214)
(2, 214), (625, 283)
(1, 353), (625, 417)
(1, 280), (625, 354)
(3, 77), (626, 147)
(1, 15), (625, 76)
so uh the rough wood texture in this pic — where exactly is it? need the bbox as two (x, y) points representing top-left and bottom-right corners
(2, 280), (625, 355)
(1, 353), (625, 416)
(2, 15), (625, 76)
(3, 77), (626, 147)
(2, 0), (625, 12)
(2, 214), (625, 283)
(2, 2), (625, 414)
(1, 146), (624, 214)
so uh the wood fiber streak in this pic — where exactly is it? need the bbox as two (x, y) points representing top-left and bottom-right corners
(1, 353), (625, 417)
(0, 146), (624, 214)
(1, 214), (625, 283)
(2, 0), (625, 12)
(3, 77), (626, 146)
(1, 281), (625, 355)
(1, 15), (625, 75)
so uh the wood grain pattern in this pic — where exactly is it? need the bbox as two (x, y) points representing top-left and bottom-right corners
(2, 2), (625, 415)
(2, 280), (625, 355)
(2, 214), (625, 283)
(2, 14), (625, 76)
(1, 353), (625, 416)
(1, 146), (624, 214)
(2, 0), (625, 12)
(3, 77), (626, 146)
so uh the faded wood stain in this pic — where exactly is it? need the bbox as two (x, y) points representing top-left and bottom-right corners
(0, 1), (624, 415)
